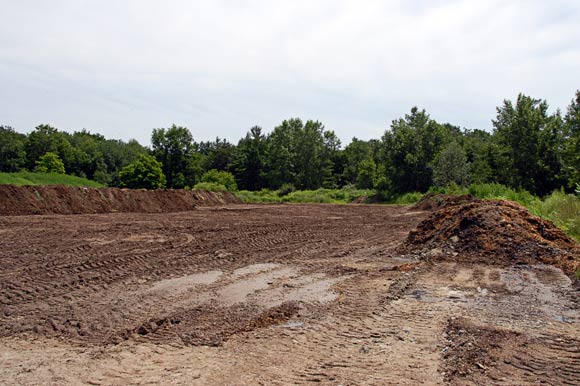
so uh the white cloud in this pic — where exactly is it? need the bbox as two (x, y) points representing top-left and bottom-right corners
(0, 0), (579, 145)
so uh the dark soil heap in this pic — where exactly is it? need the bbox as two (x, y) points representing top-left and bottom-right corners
(0, 185), (241, 216)
(402, 199), (580, 274)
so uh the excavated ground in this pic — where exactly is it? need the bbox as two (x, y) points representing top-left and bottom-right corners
(1, 203), (579, 385)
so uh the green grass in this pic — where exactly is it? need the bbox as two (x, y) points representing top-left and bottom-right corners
(0, 172), (102, 187)
(192, 182), (229, 192)
(389, 192), (424, 205)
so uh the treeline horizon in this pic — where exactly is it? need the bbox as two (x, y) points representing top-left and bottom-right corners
(1, 89), (579, 197)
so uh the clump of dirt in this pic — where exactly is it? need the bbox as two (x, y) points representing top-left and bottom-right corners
(0, 185), (241, 216)
(442, 318), (521, 384)
(402, 199), (580, 274)
(412, 193), (477, 211)
(130, 302), (300, 347)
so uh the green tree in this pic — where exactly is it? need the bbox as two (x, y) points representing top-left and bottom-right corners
(493, 93), (565, 195)
(25, 124), (74, 171)
(0, 126), (27, 172)
(462, 129), (493, 184)
(34, 152), (65, 174)
(264, 118), (334, 190)
(118, 154), (166, 189)
(432, 142), (469, 187)
(356, 158), (376, 189)
(199, 137), (235, 172)
(563, 90), (580, 188)
(232, 126), (266, 190)
(201, 169), (237, 191)
(381, 107), (450, 193)
(343, 138), (372, 185)
(151, 125), (195, 188)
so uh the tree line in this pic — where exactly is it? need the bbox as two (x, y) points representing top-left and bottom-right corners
(1, 90), (579, 197)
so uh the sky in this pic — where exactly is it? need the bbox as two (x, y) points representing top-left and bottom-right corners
(1, 0), (579, 147)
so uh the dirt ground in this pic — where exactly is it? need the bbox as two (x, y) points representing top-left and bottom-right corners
(1, 204), (579, 385)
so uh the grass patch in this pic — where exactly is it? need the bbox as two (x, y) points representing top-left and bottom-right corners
(192, 182), (228, 192)
(389, 192), (424, 205)
(0, 172), (102, 187)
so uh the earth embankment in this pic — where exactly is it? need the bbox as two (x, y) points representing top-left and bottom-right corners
(0, 185), (240, 215)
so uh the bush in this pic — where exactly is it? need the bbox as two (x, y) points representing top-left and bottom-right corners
(192, 182), (228, 192)
(390, 192), (424, 205)
(34, 152), (65, 174)
(201, 169), (237, 191)
(235, 189), (282, 203)
(118, 154), (166, 189)
(277, 183), (296, 197)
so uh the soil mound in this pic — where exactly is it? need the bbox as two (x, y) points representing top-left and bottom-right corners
(0, 185), (241, 216)
(412, 193), (477, 211)
(402, 199), (580, 274)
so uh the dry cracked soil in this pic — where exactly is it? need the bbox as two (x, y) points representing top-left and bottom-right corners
(1, 204), (579, 385)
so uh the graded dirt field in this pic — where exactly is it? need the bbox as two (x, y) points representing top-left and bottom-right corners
(1, 203), (579, 385)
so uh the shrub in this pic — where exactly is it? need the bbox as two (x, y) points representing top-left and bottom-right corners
(193, 182), (228, 192)
(118, 154), (166, 189)
(277, 183), (296, 197)
(34, 152), (65, 174)
(201, 169), (237, 191)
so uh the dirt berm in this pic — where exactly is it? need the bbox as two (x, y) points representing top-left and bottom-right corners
(403, 198), (580, 275)
(0, 185), (241, 216)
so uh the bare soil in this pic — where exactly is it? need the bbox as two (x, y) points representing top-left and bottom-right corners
(1, 203), (579, 385)
(0, 185), (240, 215)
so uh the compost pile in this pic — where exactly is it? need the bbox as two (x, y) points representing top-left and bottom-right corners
(402, 199), (580, 274)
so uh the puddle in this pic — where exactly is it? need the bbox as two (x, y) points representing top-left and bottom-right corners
(283, 321), (304, 328)
(149, 270), (223, 293)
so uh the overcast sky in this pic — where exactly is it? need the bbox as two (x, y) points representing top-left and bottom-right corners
(1, 0), (579, 146)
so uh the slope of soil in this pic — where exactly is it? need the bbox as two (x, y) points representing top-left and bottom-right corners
(403, 199), (580, 274)
(0, 185), (240, 215)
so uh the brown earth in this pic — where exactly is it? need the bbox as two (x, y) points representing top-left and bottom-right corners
(1, 203), (579, 385)
(403, 199), (580, 275)
(0, 185), (240, 215)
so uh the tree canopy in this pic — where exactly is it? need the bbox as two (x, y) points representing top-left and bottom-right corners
(2, 89), (580, 197)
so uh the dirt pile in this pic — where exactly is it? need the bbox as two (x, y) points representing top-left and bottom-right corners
(0, 185), (241, 215)
(402, 199), (580, 274)
(412, 193), (477, 211)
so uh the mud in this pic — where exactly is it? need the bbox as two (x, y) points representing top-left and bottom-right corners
(0, 185), (240, 215)
(403, 199), (580, 274)
(1, 204), (579, 385)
